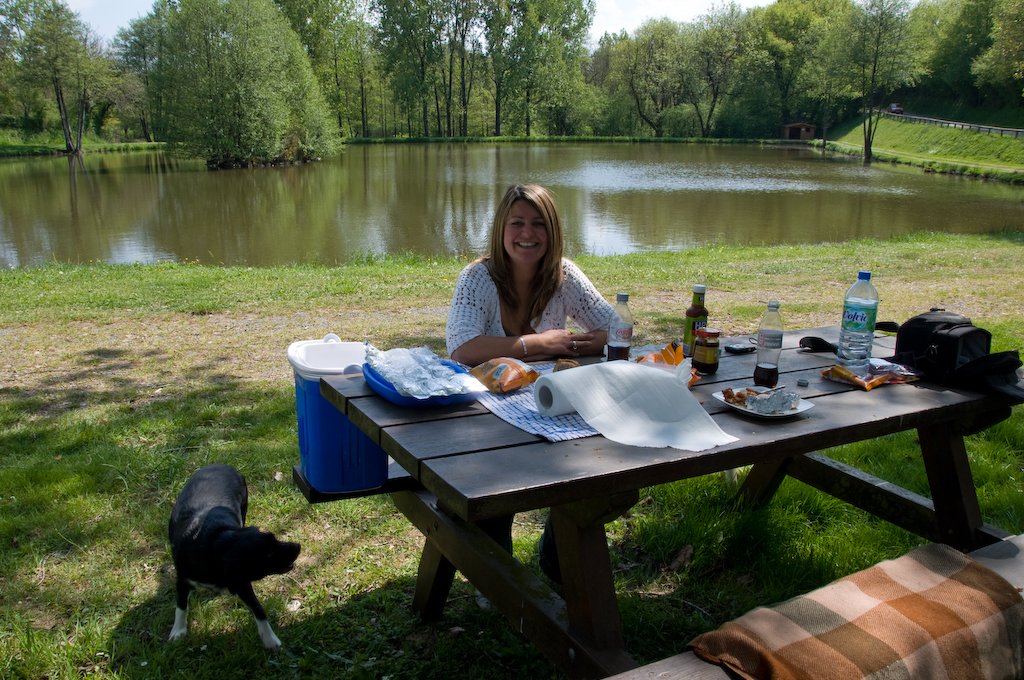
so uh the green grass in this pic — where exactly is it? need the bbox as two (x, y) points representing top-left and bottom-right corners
(2, 233), (1024, 678)
(0, 128), (165, 157)
(829, 114), (1024, 182)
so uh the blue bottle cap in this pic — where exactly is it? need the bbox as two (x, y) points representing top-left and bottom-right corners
(858, 271), (871, 280)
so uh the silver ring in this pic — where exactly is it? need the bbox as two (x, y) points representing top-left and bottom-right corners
(571, 340), (578, 351)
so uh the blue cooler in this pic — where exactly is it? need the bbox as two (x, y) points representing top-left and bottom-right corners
(287, 334), (387, 492)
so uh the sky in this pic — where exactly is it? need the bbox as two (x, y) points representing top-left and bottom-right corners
(68, 0), (774, 45)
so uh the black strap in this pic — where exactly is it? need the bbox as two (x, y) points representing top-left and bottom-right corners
(799, 322), (898, 355)
(799, 336), (838, 354)
(948, 351), (1024, 405)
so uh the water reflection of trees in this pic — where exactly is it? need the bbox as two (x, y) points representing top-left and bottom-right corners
(1, 146), (1022, 267)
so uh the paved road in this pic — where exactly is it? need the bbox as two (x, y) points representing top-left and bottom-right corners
(881, 109), (1024, 138)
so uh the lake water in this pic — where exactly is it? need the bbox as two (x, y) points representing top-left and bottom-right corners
(1, 143), (1022, 267)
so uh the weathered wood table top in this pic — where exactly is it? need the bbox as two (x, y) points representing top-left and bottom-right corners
(315, 326), (1017, 678)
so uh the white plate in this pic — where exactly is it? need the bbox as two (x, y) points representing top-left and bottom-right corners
(711, 386), (814, 419)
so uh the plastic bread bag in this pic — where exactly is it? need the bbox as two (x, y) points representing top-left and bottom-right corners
(470, 357), (541, 394)
(675, 357), (700, 387)
(365, 344), (482, 397)
(634, 342), (699, 387)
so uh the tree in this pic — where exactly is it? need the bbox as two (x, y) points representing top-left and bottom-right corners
(911, 0), (995, 104)
(0, 0), (25, 119)
(799, 0), (856, 147)
(611, 19), (682, 138)
(161, 0), (337, 165)
(846, 0), (920, 163)
(19, 0), (111, 154)
(113, 3), (173, 142)
(516, 0), (593, 136)
(347, 16), (379, 137)
(749, 0), (819, 125)
(678, 3), (748, 137)
(373, 0), (443, 136)
(442, 0), (482, 136)
(481, 0), (513, 135)
(586, 30), (640, 135)
(585, 30), (622, 88)
(275, 0), (377, 137)
(972, 0), (1024, 99)
(480, 0), (592, 137)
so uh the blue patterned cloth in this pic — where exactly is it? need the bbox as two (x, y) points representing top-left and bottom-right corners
(475, 362), (598, 441)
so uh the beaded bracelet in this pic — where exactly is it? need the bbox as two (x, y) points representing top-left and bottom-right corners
(518, 336), (528, 357)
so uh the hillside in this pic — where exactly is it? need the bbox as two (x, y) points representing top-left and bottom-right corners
(828, 114), (1024, 181)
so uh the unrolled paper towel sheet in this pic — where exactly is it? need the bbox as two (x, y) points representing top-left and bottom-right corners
(533, 361), (737, 451)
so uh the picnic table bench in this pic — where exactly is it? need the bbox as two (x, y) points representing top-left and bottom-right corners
(605, 534), (1024, 680)
(296, 325), (1020, 678)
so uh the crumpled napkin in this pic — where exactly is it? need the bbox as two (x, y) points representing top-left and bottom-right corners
(365, 344), (484, 398)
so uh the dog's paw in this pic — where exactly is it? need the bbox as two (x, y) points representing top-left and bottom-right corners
(256, 619), (282, 650)
(168, 608), (188, 642)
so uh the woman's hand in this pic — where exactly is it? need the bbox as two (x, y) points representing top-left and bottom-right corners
(530, 329), (606, 358)
(450, 328), (609, 366)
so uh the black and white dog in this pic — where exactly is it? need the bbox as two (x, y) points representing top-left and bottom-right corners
(168, 464), (300, 649)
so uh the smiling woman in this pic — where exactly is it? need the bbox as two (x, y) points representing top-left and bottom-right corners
(444, 183), (614, 368)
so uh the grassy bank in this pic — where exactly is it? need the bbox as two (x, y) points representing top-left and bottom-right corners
(0, 129), (165, 157)
(828, 115), (1024, 182)
(3, 233), (1024, 679)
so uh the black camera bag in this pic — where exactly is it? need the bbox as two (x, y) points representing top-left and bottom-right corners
(891, 309), (991, 384)
(889, 309), (1022, 405)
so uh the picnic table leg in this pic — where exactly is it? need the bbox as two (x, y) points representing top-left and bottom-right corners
(411, 538), (456, 621)
(394, 490), (637, 677)
(550, 490), (639, 650)
(734, 458), (793, 508)
(918, 422), (992, 551)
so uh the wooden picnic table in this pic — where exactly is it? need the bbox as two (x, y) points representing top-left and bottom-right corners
(299, 326), (1016, 679)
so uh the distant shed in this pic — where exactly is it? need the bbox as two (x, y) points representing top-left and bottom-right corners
(782, 122), (816, 140)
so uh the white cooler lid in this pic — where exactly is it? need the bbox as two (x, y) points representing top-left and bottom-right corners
(288, 334), (365, 378)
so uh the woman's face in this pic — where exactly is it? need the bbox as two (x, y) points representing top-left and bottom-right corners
(502, 199), (549, 271)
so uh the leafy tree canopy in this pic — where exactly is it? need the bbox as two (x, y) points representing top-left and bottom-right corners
(161, 0), (337, 165)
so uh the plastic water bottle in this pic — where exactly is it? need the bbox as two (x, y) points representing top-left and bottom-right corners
(837, 271), (879, 375)
(753, 300), (783, 387)
(606, 292), (633, 361)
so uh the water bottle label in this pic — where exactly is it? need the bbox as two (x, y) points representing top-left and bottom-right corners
(841, 302), (877, 333)
(757, 329), (782, 349)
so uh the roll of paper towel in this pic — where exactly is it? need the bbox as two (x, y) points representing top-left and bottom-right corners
(533, 361), (736, 451)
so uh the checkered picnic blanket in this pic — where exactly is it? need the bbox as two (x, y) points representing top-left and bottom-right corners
(475, 361), (598, 441)
(689, 543), (1024, 680)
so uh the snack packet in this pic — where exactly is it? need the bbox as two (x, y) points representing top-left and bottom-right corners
(821, 364), (916, 391)
(635, 341), (685, 367)
(470, 357), (541, 394)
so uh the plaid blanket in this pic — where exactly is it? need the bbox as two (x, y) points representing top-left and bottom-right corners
(689, 543), (1024, 680)
(475, 361), (598, 441)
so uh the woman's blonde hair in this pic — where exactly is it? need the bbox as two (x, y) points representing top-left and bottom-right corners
(481, 184), (565, 329)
